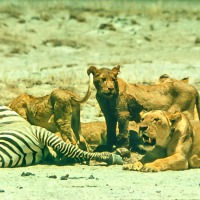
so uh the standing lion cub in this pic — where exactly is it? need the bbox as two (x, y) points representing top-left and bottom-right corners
(123, 110), (200, 172)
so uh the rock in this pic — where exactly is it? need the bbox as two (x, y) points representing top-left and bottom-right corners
(60, 174), (69, 180)
(98, 23), (116, 31)
(48, 175), (57, 179)
(21, 172), (35, 177)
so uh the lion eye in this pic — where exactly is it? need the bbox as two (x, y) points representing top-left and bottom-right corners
(153, 118), (162, 125)
(154, 118), (160, 122)
(101, 78), (106, 82)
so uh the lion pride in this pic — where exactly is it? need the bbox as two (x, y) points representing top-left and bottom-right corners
(123, 110), (200, 172)
(87, 65), (200, 152)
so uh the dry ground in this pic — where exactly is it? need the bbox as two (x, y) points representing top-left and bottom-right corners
(0, 0), (200, 199)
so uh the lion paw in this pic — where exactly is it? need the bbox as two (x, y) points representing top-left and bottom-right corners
(123, 161), (143, 171)
(141, 163), (161, 172)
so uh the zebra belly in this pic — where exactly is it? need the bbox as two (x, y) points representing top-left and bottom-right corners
(0, 132), (44, 167)
(0, 149), (43, 167)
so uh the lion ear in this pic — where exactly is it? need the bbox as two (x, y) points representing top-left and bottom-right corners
(112, 65), (120, 77)
(158, 74), (169, 82)
(169, 111), (181, 123)
(87, 66), (99, 76)
(181, 77), (189, 83)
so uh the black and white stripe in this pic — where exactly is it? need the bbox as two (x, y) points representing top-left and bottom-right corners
(0, 106), (122, 167)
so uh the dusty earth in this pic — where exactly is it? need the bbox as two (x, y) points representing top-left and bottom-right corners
(1, 0), (200, 199)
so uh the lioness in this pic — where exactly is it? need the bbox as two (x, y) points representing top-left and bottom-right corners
(87, 65), (200, 151)
(8, 74), (93, 151)
(157, 74), (189, 84)
(123, 110), (200, 172)
(81, 121), (107, 149)
(81, 121), (140, 153)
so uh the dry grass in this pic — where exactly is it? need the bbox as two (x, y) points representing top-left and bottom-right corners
(0, 0), (200, 18)
(0, 30), (25, 46)
(0, 3), (21, 18)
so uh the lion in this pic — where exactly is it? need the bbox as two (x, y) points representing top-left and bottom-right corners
(123, 110), (200, 172)
(157, 74), (189, 84)
(81, 121), (107, 150)
(87, 65), (200, 152)
(81, 121), (140, 153)
(8, 74), (93, 151)
(157, 74), (199, 121)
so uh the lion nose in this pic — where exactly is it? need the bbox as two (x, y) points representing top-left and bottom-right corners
(107, 81), (114, 91)
(139, 125), (148, 132)
(108, 87), (114, 91)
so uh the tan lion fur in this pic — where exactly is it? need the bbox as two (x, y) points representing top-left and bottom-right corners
(87, 65), (200, 151)
(123, 110), (200, 172)
(81, 121), (139, 152)
(157, 74), (189, 84)
(8, 89), (89, 151)
(81, 121), (107, 150)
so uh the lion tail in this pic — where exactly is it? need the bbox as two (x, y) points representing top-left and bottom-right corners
(195, 92), (200, 121)
(72, 73), (93, 104)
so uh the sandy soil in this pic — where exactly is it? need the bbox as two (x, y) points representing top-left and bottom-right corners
(1, 164), (200, 200)
(1, 0), (200, 199)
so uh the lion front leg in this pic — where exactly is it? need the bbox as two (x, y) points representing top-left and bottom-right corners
(141, 154), (188, 172)
(116, 111), (130, 149)
(55, 118), (77, 145)
(106, 119), (117, 146)
(92, 116), (117, 152)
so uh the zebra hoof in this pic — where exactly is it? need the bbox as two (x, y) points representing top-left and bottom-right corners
(107, 154), (123, 165)
(115, 148), (131, 159)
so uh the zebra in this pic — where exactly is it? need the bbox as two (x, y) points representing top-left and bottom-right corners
(0, 106), (123, 168)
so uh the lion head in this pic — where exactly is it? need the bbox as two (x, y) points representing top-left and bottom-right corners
(139, 110), (173, 151)
(157, 74), (189, 84)
(87, 65), (120, 99)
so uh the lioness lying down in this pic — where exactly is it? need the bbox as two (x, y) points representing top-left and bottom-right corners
(123, 110), (200, 172)
(81, 121), (141, 153)
(87, 65), (200, 151)
(81, 121), (107, 149)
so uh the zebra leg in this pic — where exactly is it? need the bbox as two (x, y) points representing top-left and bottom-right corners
(35, 126), (123, 165)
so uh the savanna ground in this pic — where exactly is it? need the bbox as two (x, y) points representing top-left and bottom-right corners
(0, 0), (200, 199)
